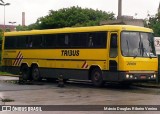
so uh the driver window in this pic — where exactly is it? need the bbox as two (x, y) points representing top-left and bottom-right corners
(110, 33), (118, 58)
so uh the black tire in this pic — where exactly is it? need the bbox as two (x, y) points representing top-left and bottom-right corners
(91, 68), (104, 87)
(20, 65), (30, 80)
(31, 66), (42, 81)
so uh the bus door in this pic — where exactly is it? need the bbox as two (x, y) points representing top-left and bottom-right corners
(108, 32), (119, 81)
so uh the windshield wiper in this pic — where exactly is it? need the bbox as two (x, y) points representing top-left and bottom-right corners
(134, 52), (138, 58)
(134, 42), (142, 59)
(133, 48), (140, 59)
(126, 40), (129, 56)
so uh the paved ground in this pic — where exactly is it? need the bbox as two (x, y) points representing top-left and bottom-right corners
(1, 76), (160, 114)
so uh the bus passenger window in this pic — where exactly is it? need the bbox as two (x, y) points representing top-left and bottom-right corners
(65, 35), (69, 46)
(26, 37), (33, 48)
(4, 36), (17, 49)
(44, 34), (56, 48)
(88, 34), (93, 47)
(26, 37), (32, 48)
(28, 40), (33, 47)
(57, 34), (67, 47)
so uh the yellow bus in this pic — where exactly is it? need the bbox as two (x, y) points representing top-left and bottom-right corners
(1, 25), (158, 86)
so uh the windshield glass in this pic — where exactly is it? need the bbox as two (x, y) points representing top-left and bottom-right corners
(121, 31), (156, 58)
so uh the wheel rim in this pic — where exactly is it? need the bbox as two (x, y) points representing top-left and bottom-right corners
(32, 67), (41, 81)
(91, 69), (104, 87)
(94, 71), (100, 81)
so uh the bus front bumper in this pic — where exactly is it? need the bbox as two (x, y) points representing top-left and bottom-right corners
(119, 72), (157, 82)
(103, 71), (157, 82)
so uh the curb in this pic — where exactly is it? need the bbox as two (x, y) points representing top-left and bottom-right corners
(0, 75), (19, 77)
(133, 83), (160, 89)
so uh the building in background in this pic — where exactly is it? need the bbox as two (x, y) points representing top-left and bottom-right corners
(100, 0), (144, 27)
(0, 24), (16, 31)
(0, 12), (25, 31)
(158, 2), (160, 13)
(22, 12), (25, 26)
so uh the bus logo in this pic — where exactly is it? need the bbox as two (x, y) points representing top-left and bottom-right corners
(13, 51), (23, 66)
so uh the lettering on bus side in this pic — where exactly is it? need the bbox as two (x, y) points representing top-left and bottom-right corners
(61, 50), (80, 56)
(127, 62), (136, 65)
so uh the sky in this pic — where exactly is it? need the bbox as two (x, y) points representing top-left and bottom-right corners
(0, 0), (160, 26)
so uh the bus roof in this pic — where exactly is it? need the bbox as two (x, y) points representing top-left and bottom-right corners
(4, 25), (153, 36)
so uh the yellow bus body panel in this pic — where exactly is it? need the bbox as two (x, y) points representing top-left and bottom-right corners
(119, 56), (158, 71)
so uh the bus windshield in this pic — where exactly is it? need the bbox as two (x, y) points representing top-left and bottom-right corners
(121, 31), (156, 58)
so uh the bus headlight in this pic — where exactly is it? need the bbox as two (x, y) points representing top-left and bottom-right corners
(154, 74), (156, 78)
(130, 74), (133, 78)
(126, 74), (129, 79)
(151, 75), (154, 79)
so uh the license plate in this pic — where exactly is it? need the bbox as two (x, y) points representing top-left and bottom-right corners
(140, 76), (146, 79)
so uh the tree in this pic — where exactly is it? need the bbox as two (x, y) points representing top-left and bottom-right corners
(29, 6), (115, 30)
(16, 25), (29, 31)
(145, 13), (160, 37)
(0, 29), (3, 60)
(0, 29), (3, 41)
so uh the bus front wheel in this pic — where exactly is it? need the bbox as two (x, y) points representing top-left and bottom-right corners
(31, 66), (42, 81)
(91, 68), (104, 87)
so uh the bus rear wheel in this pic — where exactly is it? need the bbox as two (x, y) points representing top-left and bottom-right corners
(91, 68), (104, 87)
(20, 65), (30, 80)
(31, 66), (42, 81)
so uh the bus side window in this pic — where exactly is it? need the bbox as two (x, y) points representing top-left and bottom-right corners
(28, 40), (33, 48)
(110, 33), (118, 58)
(65, 35), (69, 46)
(88, 34), (93, 47)
(26, 36), (33, 48)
